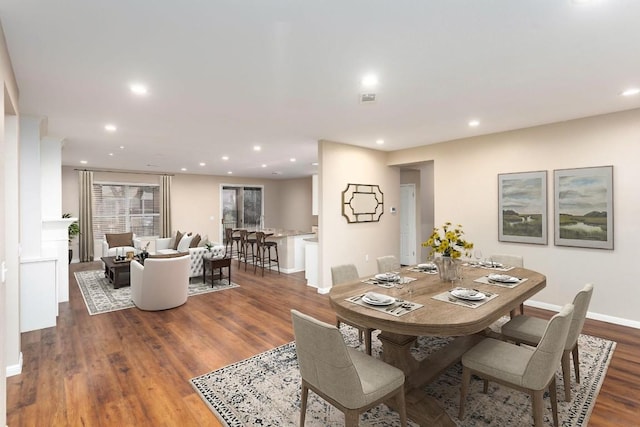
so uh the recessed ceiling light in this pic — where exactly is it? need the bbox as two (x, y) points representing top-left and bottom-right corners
(120, 145), (125, 150)
(181, 167), (187, 171)
(621, 88), (640, 97)
(262, 164), (267, 168)
(253, 145), (261, 151)
(80, 160), (88, 164)
(104, 124), (117, 132)
(130, 83), (148, 95)
(108, 153), (114, 156)
(199, 162), (206, 167)
(361, 74), (379, 88)
(227, 171), (233, 174)
(290, 158), (296, 162)
(221, 156), (229, 161)
(376, 139), (384, 145)
(468, 120), (480, 127)
(311, 162), (318, 166)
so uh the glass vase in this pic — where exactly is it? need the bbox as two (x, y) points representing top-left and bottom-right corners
(435, 256), (459, 283)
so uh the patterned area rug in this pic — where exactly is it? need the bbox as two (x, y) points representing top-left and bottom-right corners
(75, 270), (239, 315)
(191, 324), (615, 427)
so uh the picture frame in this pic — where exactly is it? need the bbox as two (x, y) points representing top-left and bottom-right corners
(554, 165), (613, 249)
(498, 171), (548, 244)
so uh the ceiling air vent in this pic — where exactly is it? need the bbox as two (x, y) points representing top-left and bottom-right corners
(360, 93), (376, 104)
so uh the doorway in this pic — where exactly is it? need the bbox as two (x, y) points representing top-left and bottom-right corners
(400, 184), (417, 265)
(221, 185), (264, 236)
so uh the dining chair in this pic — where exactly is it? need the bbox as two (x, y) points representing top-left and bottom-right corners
(490, 253), (525, 315)
(331, 264), (374, 355)
(376, 255), (401, 274)
(459, 303), (574, 427)
(501, 283), (594, 401)
(291, 310), (407, 427)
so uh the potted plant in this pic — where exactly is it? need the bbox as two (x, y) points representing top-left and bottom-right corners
(63, 213), (80, 263)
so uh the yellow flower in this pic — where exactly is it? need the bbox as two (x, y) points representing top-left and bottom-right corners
(422, 221), (473, 259)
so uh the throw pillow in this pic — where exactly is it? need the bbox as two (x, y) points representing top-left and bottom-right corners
(173, 230), (184, 250)
(106, 232), (133, 248)
(190, 234), (201, 248)
(177, 234), (194, 252)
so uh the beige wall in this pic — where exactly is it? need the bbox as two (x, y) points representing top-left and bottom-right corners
(318, 140), (401, 290)
(62, 168), (314, 255)
(389, 108), (640, 326)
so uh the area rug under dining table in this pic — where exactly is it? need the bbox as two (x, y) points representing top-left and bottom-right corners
(191, 323), (615, 427)
(75, 270), (239, 315)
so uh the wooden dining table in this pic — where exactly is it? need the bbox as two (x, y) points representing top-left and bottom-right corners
(329, 263), (546, 427)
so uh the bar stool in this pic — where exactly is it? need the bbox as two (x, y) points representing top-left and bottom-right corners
(245, 231), (258, 267)
(237, 229), (250, 268)
(254, 231), (280, 276)
(224, 228), (239, 258)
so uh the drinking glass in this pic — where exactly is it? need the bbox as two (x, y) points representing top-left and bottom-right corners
(473, 249), (483, 266)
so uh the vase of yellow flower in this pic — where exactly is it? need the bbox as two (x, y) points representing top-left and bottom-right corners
(422, 222), (473, 282)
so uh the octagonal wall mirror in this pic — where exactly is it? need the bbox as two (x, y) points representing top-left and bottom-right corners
(342, 183), (384, 223)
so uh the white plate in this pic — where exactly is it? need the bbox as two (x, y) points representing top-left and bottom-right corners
(482, 261), (504, 268)
(375, 273), (399, 282)
(451, 289), (485, 301)
(488, 274), (519, 283)
(362, 292), (395, 306)
(417, 263), (437, 270)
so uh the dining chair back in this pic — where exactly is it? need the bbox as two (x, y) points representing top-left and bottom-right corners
(331, 264), (374, 355)
(501, 283), (594, 400)
(291, 310), (407, 427)
(460, 303), (575, 427)
(376, 255), (401, 274)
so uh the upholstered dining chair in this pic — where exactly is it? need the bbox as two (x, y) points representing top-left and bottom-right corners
(501, 283), (594, 401)
(291, 310), (407, 427)
(331, 264), (374, 355)
(459, 303), (574, 427)
(490, 253), (525, 315)
(376, 255), (401, 274)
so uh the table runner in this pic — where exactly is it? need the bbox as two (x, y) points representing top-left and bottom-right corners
(432, 287), (499, 308)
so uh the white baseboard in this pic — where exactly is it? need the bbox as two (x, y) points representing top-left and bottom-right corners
(6, 351), (23, 377)
(527, 300), (640, 329)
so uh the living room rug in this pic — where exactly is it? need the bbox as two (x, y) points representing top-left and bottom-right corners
(191, 325), (615, 427)
(75, 270), (239, 315)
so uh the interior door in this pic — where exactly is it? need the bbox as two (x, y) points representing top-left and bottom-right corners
(400, 184), (417, 265)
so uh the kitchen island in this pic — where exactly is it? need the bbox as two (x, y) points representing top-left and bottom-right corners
(263, 229), (315, 274)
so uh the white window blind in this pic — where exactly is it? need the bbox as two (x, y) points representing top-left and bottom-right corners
(92, 182), (160, 240)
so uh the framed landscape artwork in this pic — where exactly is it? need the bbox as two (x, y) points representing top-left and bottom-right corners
(554, 165), (613, 249)
(498, 171), (548, 244)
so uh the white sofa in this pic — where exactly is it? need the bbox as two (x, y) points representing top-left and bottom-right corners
(155, 234), (225, 279)
(130, 254), (190, 311)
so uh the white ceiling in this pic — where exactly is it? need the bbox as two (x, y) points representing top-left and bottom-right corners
(2, 0), (639, 179)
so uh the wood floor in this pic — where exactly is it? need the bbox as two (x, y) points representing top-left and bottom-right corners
(7, 261), (640, 426)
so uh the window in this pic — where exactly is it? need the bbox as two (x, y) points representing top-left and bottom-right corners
(93, 182), (160, 240)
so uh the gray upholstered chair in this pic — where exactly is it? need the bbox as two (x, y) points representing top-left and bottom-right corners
(331, 264), (374, 355)
(501, 283), (594, 401)
(291, 310), (407, 427)
(490, 253), (525, 315)
(376, 255), (401, 274)
(459, 303), (575, 427)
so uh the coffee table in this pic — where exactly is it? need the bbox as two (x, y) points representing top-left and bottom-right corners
(101, 256), (132, 288)
(203, 256), (231, 286)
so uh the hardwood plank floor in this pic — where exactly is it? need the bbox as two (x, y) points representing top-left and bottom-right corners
(7, 262), (640, 426)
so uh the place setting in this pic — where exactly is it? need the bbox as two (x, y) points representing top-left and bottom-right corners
(432, 286), (498, 308)
(407, 262), (438, 274)
(361, 272), (417, 288)
(474, 273), (528, 288)
(346, 291), (423, 317)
